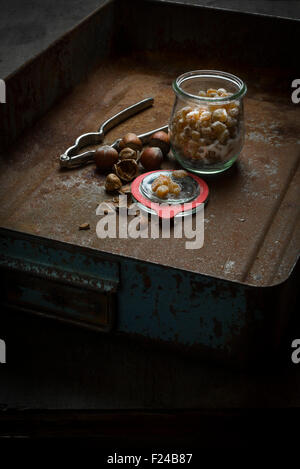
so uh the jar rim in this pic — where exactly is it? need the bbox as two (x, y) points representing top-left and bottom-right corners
(173, 70), (247, 102)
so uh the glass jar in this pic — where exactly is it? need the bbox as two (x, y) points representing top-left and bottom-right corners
(170, 70), (247, 174)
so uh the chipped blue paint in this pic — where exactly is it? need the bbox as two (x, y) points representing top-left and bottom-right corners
(0, 229), (264, 357)
(118, 261), (246, 351)
(0, 233), (119, 292)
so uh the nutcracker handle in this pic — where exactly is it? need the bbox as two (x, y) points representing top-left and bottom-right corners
(60, 98), (155, 168)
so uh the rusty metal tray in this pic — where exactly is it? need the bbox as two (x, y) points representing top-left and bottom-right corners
(0, 0), (299, 363)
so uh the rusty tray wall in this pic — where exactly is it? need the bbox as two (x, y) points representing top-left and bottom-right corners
(0, 0), (299, 364)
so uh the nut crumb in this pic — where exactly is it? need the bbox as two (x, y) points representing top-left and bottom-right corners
(119, 183), (132, 194)
(79, 223), (90, 230)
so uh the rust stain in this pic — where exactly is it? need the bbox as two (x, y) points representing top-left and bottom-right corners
(169, 304), (177, 318)
(173, 274), (182, 291)
(190, 280), (204, 299)
(152, 291), (159, 318)
(213, 318), (223, 339)
(136, 264), (151, 290)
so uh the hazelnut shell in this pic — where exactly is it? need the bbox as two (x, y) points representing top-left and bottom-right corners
(119, 147), (139, 161)
(140, 147), (163, 171)
(95, 145), (119, 172)
(149, 131), (170, 155)
(114, 159), (139, 182)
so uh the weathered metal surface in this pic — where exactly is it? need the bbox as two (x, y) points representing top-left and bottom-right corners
(0, 0), (299, 363)
(0, 54), (298, 287)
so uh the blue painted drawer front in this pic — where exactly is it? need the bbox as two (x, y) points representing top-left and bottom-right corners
(0, 229), (270, 362)
(118, 260), (263, 357)
(0, 230), (119, 293)
(0, 230), (119, 331)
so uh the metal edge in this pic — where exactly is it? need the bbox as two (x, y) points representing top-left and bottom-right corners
(0, 225), (296, 291)
(148, 0), (300, 23)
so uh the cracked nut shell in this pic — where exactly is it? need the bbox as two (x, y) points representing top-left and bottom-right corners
(114, 159), (139, 182)
(119, 147), (139, 161)
(149, 131), (170, 155)
(95, 145), (119, 172)
(105, 173), (122, 192)
(140, 147), (163, 170)
(119, 133), (142, 152)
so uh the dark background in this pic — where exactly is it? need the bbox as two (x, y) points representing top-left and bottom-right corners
(1, 0), (300, 77)
(0, 0), (299, 450)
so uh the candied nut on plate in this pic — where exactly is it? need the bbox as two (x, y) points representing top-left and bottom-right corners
(156, 185), (169, 198)
(172, 170), (188, 178)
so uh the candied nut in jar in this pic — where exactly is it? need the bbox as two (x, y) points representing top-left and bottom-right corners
(170, 70), (247, 174)
(211, 120), (227, 137)
(212, 108), (228, 123)
(219, 129), (230, 144)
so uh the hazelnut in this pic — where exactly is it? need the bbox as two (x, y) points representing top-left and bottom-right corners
(119, 133), (142, 152)
(119, 147), (139, 161)
(105, 173), (122, 192)
(95, 145), (119, 172)
(140, 147), (163, 171)
(114, 159), (139, 182)
(149, 131), (170, 155)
